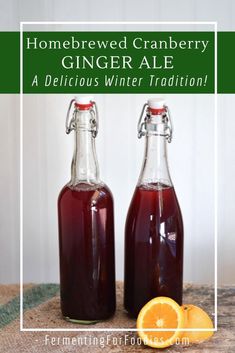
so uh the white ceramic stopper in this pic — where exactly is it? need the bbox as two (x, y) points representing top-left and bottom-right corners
(148, 98), (165, 109)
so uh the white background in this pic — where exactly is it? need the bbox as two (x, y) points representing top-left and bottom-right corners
(0, 0), (234, 285)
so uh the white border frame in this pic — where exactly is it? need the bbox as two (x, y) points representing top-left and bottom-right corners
(20, 21), (218, 332)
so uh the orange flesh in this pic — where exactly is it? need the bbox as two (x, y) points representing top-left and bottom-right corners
(141, 303), (179, 340)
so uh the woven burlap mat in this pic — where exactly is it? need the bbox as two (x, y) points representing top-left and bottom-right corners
(0, 282), (234, 353)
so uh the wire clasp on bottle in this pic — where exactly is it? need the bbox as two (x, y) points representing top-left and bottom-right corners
(65, 98), (99, 138)
(137, 103), (173, 143)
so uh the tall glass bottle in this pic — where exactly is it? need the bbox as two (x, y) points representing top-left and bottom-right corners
(124, 98), (184, 318)
(58, 97), (116, 323)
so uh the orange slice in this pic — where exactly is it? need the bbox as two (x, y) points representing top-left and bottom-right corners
(137, 297), (184, 349)
(181, 304), (214, 343)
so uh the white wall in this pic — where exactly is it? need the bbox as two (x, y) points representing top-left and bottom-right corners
(0, 0), (235, 285)
(0, 96), (19, 283)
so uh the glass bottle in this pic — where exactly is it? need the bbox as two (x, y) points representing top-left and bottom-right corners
(124, 98), (184, 318)
(58, 97), (116, 323)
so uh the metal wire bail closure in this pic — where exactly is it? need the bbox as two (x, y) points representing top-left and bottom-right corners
(137, 103), (148, 139)
(164, 105), (173, 143)
(65, 98), (99, 138)
(90, 100), (99, 138)
(65, 98), (76, 134)
(137, 102), (173, 143)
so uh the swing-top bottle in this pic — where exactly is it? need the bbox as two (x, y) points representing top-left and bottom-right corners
(124, 98), (184, 318)
(58, 96), (116, 323)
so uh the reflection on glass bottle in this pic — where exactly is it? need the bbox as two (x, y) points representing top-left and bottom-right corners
(58, 97), (116, 323)
(124, 98), (184, 318)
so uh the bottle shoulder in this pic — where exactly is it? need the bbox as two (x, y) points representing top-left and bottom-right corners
(99, 182), (114, 199)
(58, 181), (113, 204)
(128, 184), (182, 217)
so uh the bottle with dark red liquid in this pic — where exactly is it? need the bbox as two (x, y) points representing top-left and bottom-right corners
(124, 98), (184, 318)
(58, 97), (116, 323)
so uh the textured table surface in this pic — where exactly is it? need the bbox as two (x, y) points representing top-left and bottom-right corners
(0, 282), (234, 352)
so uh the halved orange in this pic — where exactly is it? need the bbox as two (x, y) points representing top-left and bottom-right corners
(137, 297), (184, 349)
(181, 304), (214, 343)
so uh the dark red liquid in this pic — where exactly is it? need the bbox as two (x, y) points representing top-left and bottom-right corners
(58, 183), (116, 322)
(124, 183), (183, 318)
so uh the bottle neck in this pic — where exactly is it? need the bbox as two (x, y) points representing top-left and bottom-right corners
(70, 110), (100, 186)
(138, 114), (172, 188)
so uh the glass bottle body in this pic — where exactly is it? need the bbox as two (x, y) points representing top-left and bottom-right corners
(58, 105), (116, 323)
(124, 107), (184, 318)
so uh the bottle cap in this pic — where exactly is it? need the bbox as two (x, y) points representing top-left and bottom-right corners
(147, 98), (166, 115)
(75, 96), (94, 110)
